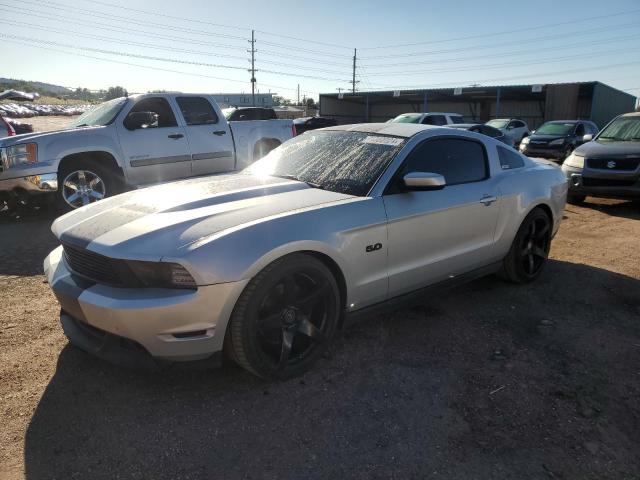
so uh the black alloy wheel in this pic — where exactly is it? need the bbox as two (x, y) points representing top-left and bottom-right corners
(501, 208), (552, 283)
(226, 254), (340, 378)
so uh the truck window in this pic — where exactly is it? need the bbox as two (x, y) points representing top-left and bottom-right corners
(129, 97), (177, 128)
(423, 115), (447, 126)
(176, 97), (219, 125)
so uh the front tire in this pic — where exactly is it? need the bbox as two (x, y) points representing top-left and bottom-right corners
(226, 254), (341, 379)
(500, 208), (552, 284)
(56, 159), (124, 212)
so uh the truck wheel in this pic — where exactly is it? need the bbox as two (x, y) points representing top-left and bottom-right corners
(56, 159), (124, 212)
(225, 253), (340, 379)
(499, 208), (552, 284)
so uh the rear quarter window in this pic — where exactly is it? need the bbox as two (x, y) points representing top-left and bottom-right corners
(497, 146), (525, 170)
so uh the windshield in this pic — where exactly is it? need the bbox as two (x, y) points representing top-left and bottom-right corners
(390, 114), (422, 124)
(597, 116), (640, 141)
(67, 97), (127, 128)
(245, 131), (406, 196)
(535, 122), (575, 135)
(486, 119), (508, 129)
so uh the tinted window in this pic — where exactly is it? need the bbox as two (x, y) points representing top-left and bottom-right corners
(423, 115), (447, 126)
(497, 146), (525, 170)
(260, 109), (277, 120)
(176, 97), (219, 126)
(482, 125), (502, 138)
(511, 120), (525, 128)
(401, 138), (488, 185)
(536, 122), (575, 135)
(574, 123), (585, 136)
(246, 131), (406, 196)
(129, 97), (177, 128)
(450, 115), (465, 124)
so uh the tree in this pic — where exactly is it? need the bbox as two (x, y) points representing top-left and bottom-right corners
(272, 95), (293, 106)
(305, 98), (317, 109)
(104, 86), (128, 100)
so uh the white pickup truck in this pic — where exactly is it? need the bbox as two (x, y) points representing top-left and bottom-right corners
(0, 93), (293, 211)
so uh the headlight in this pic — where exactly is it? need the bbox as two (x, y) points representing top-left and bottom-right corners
(520, 136), (530, 145)
(549, 138), (565, 146)
(126, 260), (197, 290)
(563, 153), (585, 169)
(5, 143), (38, 167)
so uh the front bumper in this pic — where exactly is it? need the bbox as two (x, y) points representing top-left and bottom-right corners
(520, 144), (565, 160)
(562, 164), (640, 199)
(0, 173), (57, 199)
(44, 245), (249, 364)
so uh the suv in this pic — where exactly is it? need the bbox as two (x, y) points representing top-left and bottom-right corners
(389, 112), (465, 125)
(293, 116), (337, 136)
(520, 120), (599, 161)
(562, 112), (640, 204)
(485, 118), (530, 145)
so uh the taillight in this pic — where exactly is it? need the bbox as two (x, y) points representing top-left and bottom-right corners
(2, 118), (14, 136)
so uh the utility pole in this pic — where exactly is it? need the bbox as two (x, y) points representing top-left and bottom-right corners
(248, 30), (256, 106)
(352, 48), (357, 93)
(297, 84), (300, 105)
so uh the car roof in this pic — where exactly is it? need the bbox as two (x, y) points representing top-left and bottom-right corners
(324, 122), (442, 138)
(447, 123), (482, 129)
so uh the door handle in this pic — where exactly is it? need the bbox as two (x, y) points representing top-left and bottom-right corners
(213, 130), (227, 136)
(168, 133), (184, 139)
(479, 195), (497, 206)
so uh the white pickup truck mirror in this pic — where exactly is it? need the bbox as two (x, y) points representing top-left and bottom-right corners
(124, 111), (158, 130)
(403, 172), (446, 190)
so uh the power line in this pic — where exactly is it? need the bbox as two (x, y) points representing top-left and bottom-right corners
(3, 38), (320, 95)
(359, 32), (640, 69)
(360, 21), (640, 60)
(359, 7), (640, 49)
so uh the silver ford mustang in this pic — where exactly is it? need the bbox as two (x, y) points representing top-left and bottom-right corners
(44, 123), (567, 378)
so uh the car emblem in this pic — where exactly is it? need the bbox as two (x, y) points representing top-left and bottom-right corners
(606, 161), (616, 169)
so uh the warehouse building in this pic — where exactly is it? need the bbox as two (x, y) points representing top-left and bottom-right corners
(211, 93), (274, 108)
(319, 82), (636, 129)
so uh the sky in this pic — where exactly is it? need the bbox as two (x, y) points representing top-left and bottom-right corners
(1, 0), (639, 101)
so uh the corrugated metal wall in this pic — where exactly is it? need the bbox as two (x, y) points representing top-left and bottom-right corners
(590, 83), (637, 128)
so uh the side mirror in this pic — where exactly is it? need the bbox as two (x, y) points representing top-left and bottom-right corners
(124, 111), (158, 130)
(403, 172), (446, 190)
(582, 134), (593, 142)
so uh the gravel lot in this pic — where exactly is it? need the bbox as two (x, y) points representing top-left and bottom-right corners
(0, 197), (638, 480)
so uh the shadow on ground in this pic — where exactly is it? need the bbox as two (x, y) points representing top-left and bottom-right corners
(24, 260), (640, 479)
(578, 198), (640, 220)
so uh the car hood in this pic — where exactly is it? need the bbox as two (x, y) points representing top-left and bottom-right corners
(0, 125), (100, 147)
(52, 173), (357, 260)
(575, 139), (640, 157)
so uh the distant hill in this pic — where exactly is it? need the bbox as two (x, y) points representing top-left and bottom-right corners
(0, 78), (72, 96)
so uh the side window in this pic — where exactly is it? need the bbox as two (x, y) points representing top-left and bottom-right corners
(176, 97), (219, 126)
(575, 123), (585, 136)
(483, 126), (501, 138)
(497, 146), (525, 170)
(512, 120), (525, 128)
(128, 97), (177, 128)
(450, 115), (465, 124)
(401, 138), (488, 186)
(422, 116), (436, 125)
(587, 123), (598, 134)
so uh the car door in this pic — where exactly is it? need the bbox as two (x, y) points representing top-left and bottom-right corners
(175, 96), (235, 176)
(116, 96), (191, 185)
(383, 136), (501, 296)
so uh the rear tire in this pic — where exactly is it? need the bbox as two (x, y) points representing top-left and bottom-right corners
(500, 208), (552, 284)
(56, 158), (124, 213)
(225, 253), (340, 379)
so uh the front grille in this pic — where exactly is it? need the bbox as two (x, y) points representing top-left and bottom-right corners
(587, 158), (640, 170)
(63, 244), (122, 285)
(582, 177), (637, 187)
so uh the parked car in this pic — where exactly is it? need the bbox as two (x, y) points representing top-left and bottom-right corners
(293, 116), (337, 135)
(44, 123), (567, 378)
(447, 123), (513, 146)
(0, 116), (15, 138)
(389, 112), (465, 125)
(0, 94), (294, 211)
(485, 118), (530, 145)
(7, 119), (33, 135)
(519, 120), (599, 161)
(562, 112), (640, 204)
(222, 107), (277, 121)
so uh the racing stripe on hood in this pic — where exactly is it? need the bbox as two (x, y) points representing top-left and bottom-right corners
(54, 174), (302, 248)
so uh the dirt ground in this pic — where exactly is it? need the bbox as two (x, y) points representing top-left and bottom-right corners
(0, 197), (638, 480)
(20, 115), (78, 133)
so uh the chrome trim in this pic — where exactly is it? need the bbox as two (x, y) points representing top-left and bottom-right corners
(192, 151), (233, 161)
(0, 173), (58, 193)
(130, 154), (191, 167)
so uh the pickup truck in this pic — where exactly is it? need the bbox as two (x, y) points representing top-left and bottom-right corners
(0, 93), (294, 211)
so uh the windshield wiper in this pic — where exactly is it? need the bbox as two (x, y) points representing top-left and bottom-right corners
(274, 174), (323, 189)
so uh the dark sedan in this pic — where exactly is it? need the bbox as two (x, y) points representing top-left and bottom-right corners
(293, 116), (337, 136)
(447, 123), (513, 146)
(519, 120), (599, 161)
